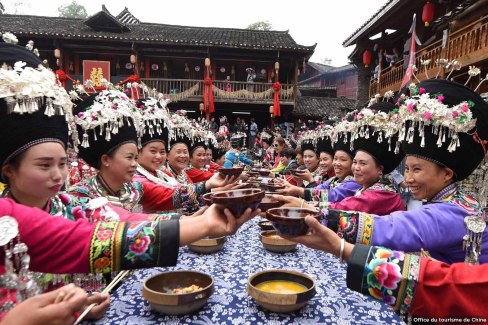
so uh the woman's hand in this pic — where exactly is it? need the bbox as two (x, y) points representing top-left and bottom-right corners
(203, 205), (260, 237)
(268, 194), (315, 210)
(285, 215), (342, 255)
(2, 284), (88, 325)
(211, 182), (248, 193)
(84, 292), (110, 320)
(274, 178), (304, 197)
(205, 173), (238, 190)
(293, 169), (314, 183)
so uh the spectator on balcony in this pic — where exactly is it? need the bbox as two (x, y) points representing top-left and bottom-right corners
(224, 75), (232, 92)
(373, 59), (380, 80)
(384, 48), (400, 66)
(246, 67), (256, 92)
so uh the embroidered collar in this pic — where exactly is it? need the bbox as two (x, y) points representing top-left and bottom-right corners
(167, 164), (190, 184)
(430, 183), (458, 202)
(136, 164), (179, 187)
(90, 174), (138, 210)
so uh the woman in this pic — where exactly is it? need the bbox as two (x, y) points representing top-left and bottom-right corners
(69, 91), (232, 213)
(288, 215), (488, 320)
(287, 80), (488, 264)
(185, 137), (215, 183)
(211, 137), (230, 169)
(223, 133), (253, 168)
(291, 138), (324, 188)
(261, 131), (275, 164)
(269, 136), (287, 172)
(0, 195), (259, 318)
(317, 135), (335, 181)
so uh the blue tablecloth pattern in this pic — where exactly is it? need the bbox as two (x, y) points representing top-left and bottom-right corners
(92, 218), (403, 324)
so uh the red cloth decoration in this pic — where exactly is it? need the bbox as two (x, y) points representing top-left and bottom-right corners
(204, 77), (215, 115)
(116, 75), (141, 100)
(422, 1), (435, 27)
(273, 82), (281, 117)
(55, 69), (76, 88)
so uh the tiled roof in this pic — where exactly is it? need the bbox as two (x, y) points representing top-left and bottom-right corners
(342, 0), (399, 47)
(432, 0), (476, 28)
(116, 7), (140, 25)
(307, 62), (333, 73)
(0, 13), (316, 53)
(298, 64), (355, 85)
(294, 96), (356, 118)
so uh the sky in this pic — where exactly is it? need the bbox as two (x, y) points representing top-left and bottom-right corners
(3, 0), (387, 67)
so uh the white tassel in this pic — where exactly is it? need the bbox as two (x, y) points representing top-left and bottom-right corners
(105, 129), (111, 141)
(44, 98), (55, 117)
(13, 100), (21, 113)
(82, 132), (90, 148)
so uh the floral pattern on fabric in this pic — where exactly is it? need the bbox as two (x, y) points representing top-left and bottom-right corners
(92, 219), (403, 325)
(69, 175), (143, 212)
(89, 222), (124, 273)
(361, 246), (420, 318)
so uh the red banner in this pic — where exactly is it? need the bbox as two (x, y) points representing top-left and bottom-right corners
(83, 60), (110, 92)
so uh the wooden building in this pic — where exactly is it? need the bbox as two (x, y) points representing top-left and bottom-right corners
(0, 6), (316, 127)
(343, 0), (488, 101)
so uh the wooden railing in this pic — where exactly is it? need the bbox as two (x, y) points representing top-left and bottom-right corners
(371, 15), (488, 97)
(140, 78), (296, 103)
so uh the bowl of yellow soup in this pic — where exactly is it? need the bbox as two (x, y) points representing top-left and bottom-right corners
(188, 236), (227, 254)
(260, 230), (297, 253)
(247, 270), (316, 313)
(142, 271), (214, 315)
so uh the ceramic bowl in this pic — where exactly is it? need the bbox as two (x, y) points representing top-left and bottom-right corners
(219, 167), (244, 178)
(265, 182), (285, 192)
(253, 168), (271, 177)
(201, 192), (213, 206)
(258, 220), (275, 231)
(258, 195), (283, 212)
(260, 230), (297, 253)
(289, 169), (306, 177)
(211, 189), (265, 216)
(247, 270), (316, 313)
(188, 236), (226, 254)
(142, 271), (214, 315)
(266, 207), (322, 236)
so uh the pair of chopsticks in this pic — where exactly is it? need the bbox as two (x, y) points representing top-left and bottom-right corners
(73, 270), (130, 325)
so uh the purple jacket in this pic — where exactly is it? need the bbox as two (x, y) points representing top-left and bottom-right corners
(304, 175), (362, 205)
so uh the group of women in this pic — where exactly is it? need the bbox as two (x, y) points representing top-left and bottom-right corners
(1, 33), (488, 323)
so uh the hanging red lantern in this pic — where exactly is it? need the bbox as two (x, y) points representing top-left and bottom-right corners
(422, 1), (435, 27)
(363, 50), (371, 68)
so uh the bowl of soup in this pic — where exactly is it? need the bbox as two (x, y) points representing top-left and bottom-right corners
(219, 167), (244, 178)
(266, 207), (322, 236)
(258, 220), (274, 231)
(260, 230), (297, 253)
(247, 270), (316, 313)
(142, 270), (214, 315)
(289, 169), (306, 177)
(188, 236), (226, 254)
(258, 195), (283, 212)
(211, 189), (265, 216)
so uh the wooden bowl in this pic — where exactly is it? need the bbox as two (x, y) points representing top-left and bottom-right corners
(142, 271), (214, 315)
(248, 171), (260, 178)
(253, 168), (271, 177)
(211, 189), (265, 216)
(260, 230), (297, 253)
(247, 270), (316, 313)
(201, 192), (213, 206)
(258, 220), (275, 231)
(265, 183), (285, 192)
(289, 169), (306, 177)
(219, 167), (244, 178)
(188, 236), (226, 254)
(259, 195), (283, 212)
(266, 207), (322, 236)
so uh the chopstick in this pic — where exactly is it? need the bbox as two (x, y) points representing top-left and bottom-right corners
(73, 270), (130, 325)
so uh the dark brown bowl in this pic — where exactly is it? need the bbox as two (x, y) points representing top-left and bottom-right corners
(247, 270), (316, 313)
(188, 236), (226, 254)
(253, 168), (271, 177)
(289, 169), (306, 176)
(248, 171), (260, 178)
(265, 183), (285, 192)
(259, 195), (283, 212)
(211, 189), (265, 216)
(219, 167), (244, 178)
(260, 230), (298, 253)
(258, 220), (275, 231)
(201, 192), (213, 206)
(266, 207), (322, 236)
(142, 271), (214, 315)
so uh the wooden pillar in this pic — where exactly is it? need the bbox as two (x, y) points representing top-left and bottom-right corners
(144, 58), (150, 79)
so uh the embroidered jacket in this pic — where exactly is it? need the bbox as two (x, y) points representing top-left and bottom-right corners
(185, 167), (214, 183)
(304, 175), (361, 205)
(68, 175), (205, 214)
(347, 244), (488, 319)
(326, 183), (488, 264)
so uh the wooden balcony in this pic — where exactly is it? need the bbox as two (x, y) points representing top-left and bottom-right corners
(370, 16), (488, 97)
(140, 78), (296, 105)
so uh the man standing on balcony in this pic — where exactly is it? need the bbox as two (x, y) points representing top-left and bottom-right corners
(249, 118), (258, 149)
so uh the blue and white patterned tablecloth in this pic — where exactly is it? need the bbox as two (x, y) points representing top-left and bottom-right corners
(92, 218), (403, 325)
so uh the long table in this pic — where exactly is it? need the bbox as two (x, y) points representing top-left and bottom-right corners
(92, 218), (402, 324)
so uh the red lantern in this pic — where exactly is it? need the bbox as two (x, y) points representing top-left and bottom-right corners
(363, 50), (371, 68)
(422, 1), (435, 27)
